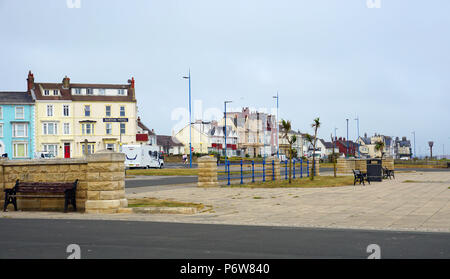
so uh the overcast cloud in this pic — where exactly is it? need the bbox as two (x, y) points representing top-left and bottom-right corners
(0, 0), (449, 156)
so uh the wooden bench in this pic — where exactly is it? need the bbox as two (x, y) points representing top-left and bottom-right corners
(352, 169), (370, 186)
(382, 167), (395, 179)
(3, 179), (78, 213)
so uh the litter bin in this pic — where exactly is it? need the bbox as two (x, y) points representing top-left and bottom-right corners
(366, 159), (382, 182)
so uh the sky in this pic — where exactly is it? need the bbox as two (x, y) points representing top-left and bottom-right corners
(0, 0), (449, 157)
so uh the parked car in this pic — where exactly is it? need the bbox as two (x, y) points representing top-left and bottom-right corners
(35, 151), (55, 159)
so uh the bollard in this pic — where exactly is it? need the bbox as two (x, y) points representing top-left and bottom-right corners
(300, 158), (303, 178)
(240, 160), (243, 184)
(252, 160), (255, 183)
(293, 160), (296, 179)
(272, 160), (275, 181)
(307, 160), (310, 177)
(285, 160), (288, 180)
(227, 160), (230, 186)
(262, 159), (266, 182)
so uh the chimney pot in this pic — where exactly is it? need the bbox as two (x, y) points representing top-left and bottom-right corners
(27, 71), (35, 92)
(62, 75), (70, 89)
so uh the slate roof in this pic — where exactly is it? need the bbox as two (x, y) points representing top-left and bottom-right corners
(157, 135), (184, 147)
(0, 92), (34, 104)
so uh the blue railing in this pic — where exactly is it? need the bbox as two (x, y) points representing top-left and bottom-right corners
(218, 159), (312, 185)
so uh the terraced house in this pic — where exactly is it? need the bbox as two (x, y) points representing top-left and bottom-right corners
(0, 91), (35, 159)
(28, 71), (137, 158)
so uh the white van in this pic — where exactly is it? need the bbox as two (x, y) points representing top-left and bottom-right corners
(122, 145), (164, 169)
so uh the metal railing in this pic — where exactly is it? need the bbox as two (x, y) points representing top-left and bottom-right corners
(218, 159), (311, 185)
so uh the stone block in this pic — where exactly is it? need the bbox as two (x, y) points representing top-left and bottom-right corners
(87, 191), (100, 200)
(88, 181), (120, 191)
(99, 171), (124, 181)
(99, 190), (125, 200)
(85, 199), (121, 210)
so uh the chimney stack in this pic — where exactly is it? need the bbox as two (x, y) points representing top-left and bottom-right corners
(128, 77), (136, 101)
(27, 71), (34, 92)
(62, 75), (70, 89)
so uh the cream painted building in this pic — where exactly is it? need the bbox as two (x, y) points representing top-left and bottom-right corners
(174, 121), (211, 154)
(29, 72), (137, 158)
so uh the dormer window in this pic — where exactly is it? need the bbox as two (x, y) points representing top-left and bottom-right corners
(99, 89), (105, 95)
(75, 88), (81, 95)
(44, 90), (50, 96)
(53, 89), (59, 96)
(86, 88), (93, 95)
(118, 89), (125, 95)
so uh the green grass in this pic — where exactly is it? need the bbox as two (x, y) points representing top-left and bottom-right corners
(126, 168), (198, 176)
(231, 175), (354, 188)
(127, 197), (205, 210)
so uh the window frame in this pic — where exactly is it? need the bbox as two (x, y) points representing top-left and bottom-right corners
(47, 105), (53, 117)
(53, 89), (58, 96)
(15, 106), (25, 120)
(120, 123), (126, 134)
(13, 142), (28, 158)
(106, 123), (112, 135)
(0, 123), (3, 137)
(63, 123), (70, 135)
(12, 123), (28, 138)
(43, 122), (58, 135)
(44, 89), (50, 96)
(84, 105), (91, 117)
(105, 105), (111, 117)
(0, 106), (3, 119)
(63, 105), (70, 117)
(120, 106), (125, 117)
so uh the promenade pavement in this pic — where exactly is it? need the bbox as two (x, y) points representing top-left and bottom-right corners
(2, 171), (449, 233)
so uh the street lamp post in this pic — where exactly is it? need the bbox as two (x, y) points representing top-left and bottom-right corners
(355, 115), (360, 158)
(183, 70), (192, 168)
(334, 127), (338, 155)
(346, 118), (349, 158)
(273, 92), (279, 158)
(412, 131), (416, 159)
(224, 101), (232, 161)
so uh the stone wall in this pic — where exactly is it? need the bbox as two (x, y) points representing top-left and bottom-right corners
(337, 158), (394, 174)
(197, 156), (218, 187)
(0, 151), (127, 213)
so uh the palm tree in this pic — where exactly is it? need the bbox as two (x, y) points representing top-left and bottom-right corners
(375, 140), (385, 158)
(281, 119), (296, 184)
(310, 118), (321, 180)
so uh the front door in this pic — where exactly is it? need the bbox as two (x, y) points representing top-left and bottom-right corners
(64, 143), (71, 158)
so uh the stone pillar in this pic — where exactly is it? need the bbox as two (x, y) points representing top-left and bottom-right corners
(197, 156), (218, 187)
(308, 159), (320, 176)
(337, 158), (356, 175)
(85, 151), (127, 213)
(355, 159), (367, 172)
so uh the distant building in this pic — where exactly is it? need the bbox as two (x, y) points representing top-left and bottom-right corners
(335, 137), (357, 157)
(157, 135), (184, 155)
(136, 117), (157, 146)
(0, 91), (35, 159)
(174, 120), (238, 156)
(394, 136), (412, 159)
(29, 71), (137, 158)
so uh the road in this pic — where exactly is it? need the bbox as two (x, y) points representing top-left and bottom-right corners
(0, 219), (448, 259)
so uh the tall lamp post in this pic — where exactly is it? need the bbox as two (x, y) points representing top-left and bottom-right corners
(354, 115), (360, 158)
(224, 100), (232, 161)
(346, 118), (349, 158)
(334, 127), (338, 155)
(183, 70), (192, 168)
(411, 131), (416, 159)
(273, 92), (279, 158)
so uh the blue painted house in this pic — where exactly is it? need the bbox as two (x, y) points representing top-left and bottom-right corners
(0, 92), (35, 159)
